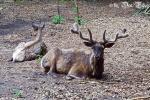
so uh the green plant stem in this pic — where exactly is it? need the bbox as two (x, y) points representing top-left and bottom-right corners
(57, 0), (61, 24)
(74, 0), (81, 25)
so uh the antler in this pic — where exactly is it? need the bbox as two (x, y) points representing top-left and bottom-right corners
(70, 22), (80, 34)
(103, 29), (128, 43)
(103, 30), (107, 43)
(113, 28), (129, 42)
(79, 28), (94, 43)
(71, 22), (94, 43)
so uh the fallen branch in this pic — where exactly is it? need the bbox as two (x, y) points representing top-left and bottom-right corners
(129, 96), (150, 100)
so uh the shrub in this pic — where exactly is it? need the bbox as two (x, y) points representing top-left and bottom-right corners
(135, 5), (150, 16)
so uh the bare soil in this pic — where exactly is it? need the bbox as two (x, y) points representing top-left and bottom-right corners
(0, 1), (150, 100)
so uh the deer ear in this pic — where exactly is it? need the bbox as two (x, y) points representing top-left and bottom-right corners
(104, 42), (115, 48)
(41, 24), (45, 30)
(83, 42), (94, 47)
(32, 24), (38, 31)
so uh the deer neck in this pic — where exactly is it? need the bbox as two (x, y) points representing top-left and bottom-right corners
(35, 29), (42, 42)
(90, 53), (104, 78)
(23, 29), (42, 49)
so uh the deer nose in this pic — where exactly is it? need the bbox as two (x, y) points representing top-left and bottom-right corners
(96, 56), (100, 59)
(94, 55), (100, 59)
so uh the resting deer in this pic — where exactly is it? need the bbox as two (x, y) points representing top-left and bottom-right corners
(9, 22), (47, 62)
(41, 24), (128, 79)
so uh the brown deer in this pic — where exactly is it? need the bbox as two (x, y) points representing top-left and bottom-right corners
(41, 25), (128, 80)
(9, 22), (47, 62)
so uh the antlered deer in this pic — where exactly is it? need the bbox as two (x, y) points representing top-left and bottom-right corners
(41, 24), (128, 79)
(9, 22), (47, 62)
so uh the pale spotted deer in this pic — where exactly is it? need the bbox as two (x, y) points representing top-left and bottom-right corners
(10, 22), (47, 62)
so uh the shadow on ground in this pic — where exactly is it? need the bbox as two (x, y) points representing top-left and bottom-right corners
(0, 18), (50, 35)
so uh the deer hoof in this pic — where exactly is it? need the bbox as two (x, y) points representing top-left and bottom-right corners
(65, 75), (74, 80)
(66, 75), (85, 80)
(47, 72), (58, 78)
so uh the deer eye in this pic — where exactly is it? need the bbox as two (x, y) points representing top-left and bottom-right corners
(91, 46), (95, 49)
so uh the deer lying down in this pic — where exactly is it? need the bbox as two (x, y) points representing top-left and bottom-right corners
(9, 22), (47, 62)
(41, 25), (128, 80)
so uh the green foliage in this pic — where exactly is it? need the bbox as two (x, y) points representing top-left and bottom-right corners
(135, 5), (150, 16)
(51, 15), (64, 24)
(36, 55), (43, 64)
(36, 47), (47, 64)
(51, 0), (87, 25)
(75, 16), (88, 25)
(71, 0), (87, 25)
(72, 6), (78, 13)
(51, 0), (65, 24)
(11, 89), (23, 98)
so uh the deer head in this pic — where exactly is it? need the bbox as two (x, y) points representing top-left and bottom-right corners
(77, 28), (128, 78)
(31, 22), (45, 36)
(79, 28), (128, 60)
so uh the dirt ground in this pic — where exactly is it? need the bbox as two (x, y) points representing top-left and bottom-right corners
(0, 1), (150, 100)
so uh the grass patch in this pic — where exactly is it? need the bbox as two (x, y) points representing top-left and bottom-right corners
(11, 89), (23, 98)
(36, 55), (43, 64)
(51, 15), (65, 24)
(74, 16), (88, 25)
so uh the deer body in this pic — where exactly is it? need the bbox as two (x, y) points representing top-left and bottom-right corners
(11, 23), (47, 62)
(41, 47), (104, 79)
(41, 23), (128, 79)
(12, 42), (26, 62)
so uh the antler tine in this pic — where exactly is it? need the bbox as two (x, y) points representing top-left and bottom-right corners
(87, 28), (93, 42)
(103, 29), (128, 43)
(114, 28), (129, 42)
(103, 30), (108, 43)
(116, 34), (129, 40)
(79, 32), (91, 42)
(71, 23), (94, 42)
(70, 22), (80, 34)
(71, 29), (79, 34)
(123, 28), (127, 33)
(113, 33), (119, 42)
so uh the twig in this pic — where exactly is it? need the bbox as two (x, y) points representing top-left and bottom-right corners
(129, 96), (150, 100)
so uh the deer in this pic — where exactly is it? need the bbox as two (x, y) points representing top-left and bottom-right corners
(9, 22), (47, 62)
(41, 23), (129, 80)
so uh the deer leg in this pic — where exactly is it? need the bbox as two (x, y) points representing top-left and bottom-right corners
(41, 58), (56, 74)
(66, 65), (86, 80)
(46, 57), (58, 77)
(66, 75), (85, 80)
(47, 71), (59, 78)
(24, 53), (37, 61)
(47, 66), (59, 78)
